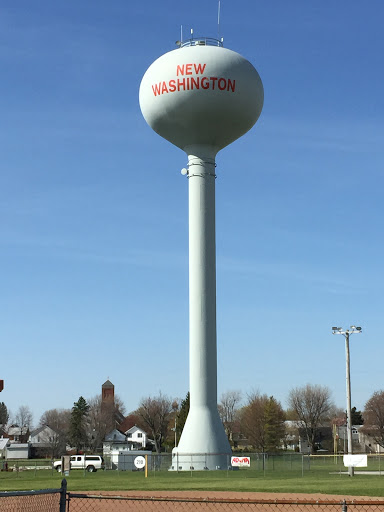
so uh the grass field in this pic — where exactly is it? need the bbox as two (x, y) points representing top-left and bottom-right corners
(0, 458), (383, 497)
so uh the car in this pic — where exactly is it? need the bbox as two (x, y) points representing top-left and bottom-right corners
(53, 455), (104, 473)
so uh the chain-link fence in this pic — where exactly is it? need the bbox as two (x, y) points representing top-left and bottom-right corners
(0, 481), (66, 512)
(2, 480), (384, 512)
(103, 453), (310, 473)
(103, 453), (383, 475)
(2, 454), (383, 477)
(66, 494), (384, 512)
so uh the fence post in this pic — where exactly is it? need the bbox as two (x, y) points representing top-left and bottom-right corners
(60, 479), (67, 512)
(341, 499), (347, 512)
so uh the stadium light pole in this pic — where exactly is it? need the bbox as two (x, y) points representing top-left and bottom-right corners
(332, 326), (362, 477)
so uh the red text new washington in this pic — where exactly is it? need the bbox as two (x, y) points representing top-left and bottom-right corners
(151, 63), (236, 97)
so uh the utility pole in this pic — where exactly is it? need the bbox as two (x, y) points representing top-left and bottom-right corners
(332, 326), (362, 477)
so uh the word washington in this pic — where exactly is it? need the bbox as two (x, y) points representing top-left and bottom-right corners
(151, 63), (236, 96)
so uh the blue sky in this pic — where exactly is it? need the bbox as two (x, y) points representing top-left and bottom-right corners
(1, 1), (384, 426)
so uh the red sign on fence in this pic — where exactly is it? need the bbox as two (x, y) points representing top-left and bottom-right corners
(231, 456), (250, 467)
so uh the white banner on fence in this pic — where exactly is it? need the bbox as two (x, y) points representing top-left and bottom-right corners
(231, 456), (250, 467)
(343, 454), (367, 467)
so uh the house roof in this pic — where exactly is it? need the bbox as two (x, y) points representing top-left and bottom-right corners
(125, 425), (147, 435)
(102, 380), (114, 388)
(7, 426), (23, 436)
(29, 425), (57, 438)
(104, 428), (127, 442)
(30, 425), (48, 436)
(0, 438), (9, 450)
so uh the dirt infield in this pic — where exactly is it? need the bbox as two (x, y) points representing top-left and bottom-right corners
(66, 491), (384, 512)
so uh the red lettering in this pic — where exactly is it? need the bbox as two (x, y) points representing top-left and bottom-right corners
(152, 83), (161, 96)
(194, 63), (206, 75)
(210, 77), (218, 90)
(177, 78), (186, 91)
(152, 74), (235, 96)
(227, 79), (236, 92)
(191, 77), (199, 90)
(161, 81), (168, 94)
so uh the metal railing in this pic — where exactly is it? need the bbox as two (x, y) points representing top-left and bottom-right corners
(180, 37), (223, 48)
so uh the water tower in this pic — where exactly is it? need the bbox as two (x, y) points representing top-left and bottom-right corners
(139, 37), (263, 470)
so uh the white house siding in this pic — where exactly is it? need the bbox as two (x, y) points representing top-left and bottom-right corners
(6, 443), (30, 459)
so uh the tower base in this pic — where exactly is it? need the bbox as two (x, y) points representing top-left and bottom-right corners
(169, 405), (232, 471)
(170, 451), (231, 471)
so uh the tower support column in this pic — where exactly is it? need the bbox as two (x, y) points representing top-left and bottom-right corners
(171, 145), (231, 471)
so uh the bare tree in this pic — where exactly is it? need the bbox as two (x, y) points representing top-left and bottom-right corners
(87, 394), (126, 451)
(361, 390), (384, 448)
(288, 384), (333, 453)
(39, 408), (71, 458)
(136, 392), (173, 453)
(14, 405), (33, 437)
(218, 390), (242, 442)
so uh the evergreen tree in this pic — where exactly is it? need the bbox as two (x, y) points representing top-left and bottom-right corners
(177, 392), (190, 437)
(0, 402), (9, 425)
(264, 396), (286, 452)
(69, 396), (90, 453)
(241, 393), (286, 452)
(351, 406), (364, 425)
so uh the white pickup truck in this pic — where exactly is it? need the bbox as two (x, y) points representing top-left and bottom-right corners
(53, 455), (104, 472)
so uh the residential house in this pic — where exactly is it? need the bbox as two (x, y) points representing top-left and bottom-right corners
(28, 425), (62, 458)
(335, 424), (362, 452)
(103, 426), (149, 461)
(0, 437), (9, 458)
(283, 421), (300, 451)
(126, 426), (147, 449)
(6, 443), (30, 459)
(358, 429), (384, 453)
(103, 429), (128, 456)
(7, 425), (30, 444)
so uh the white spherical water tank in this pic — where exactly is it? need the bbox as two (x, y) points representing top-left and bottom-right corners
(140, 42), (263, 153)
(140, 39), (263, 471)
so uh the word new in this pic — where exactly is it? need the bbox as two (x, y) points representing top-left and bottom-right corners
(152, 62), (236, 96)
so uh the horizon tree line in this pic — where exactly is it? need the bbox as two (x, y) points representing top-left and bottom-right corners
(2, 385), (384, 456)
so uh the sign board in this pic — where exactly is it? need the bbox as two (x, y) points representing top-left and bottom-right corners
(0, 380), (3, 392)
(231, 456), (251, 468)
(343, 454), (367, 468)
(134, 456), (146, 469)
(62, 455), (71, 475)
